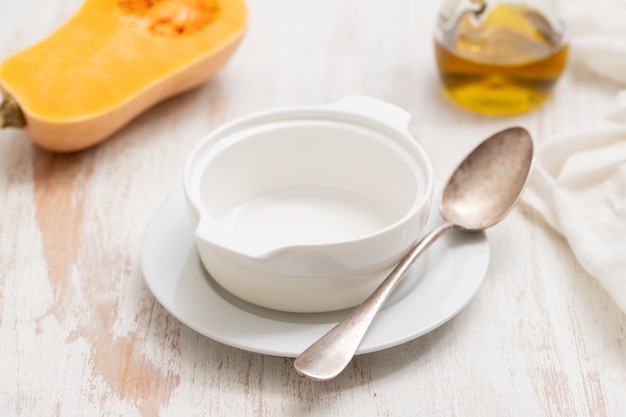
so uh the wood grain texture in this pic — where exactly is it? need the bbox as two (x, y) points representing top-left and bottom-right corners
(1, 0), (625, 416)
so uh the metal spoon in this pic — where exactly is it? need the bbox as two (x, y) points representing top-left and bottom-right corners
(294, 126), (534, 381)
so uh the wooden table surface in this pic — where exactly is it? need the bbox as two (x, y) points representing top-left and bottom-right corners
(2, 1), (625, 416)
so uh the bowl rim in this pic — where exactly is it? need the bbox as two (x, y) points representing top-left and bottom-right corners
(183, 99), (434, 259)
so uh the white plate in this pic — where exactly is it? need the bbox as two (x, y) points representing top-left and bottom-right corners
(140, 189), (489, 357)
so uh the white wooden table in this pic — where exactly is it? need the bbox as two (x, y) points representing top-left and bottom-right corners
(1, 1), (625, 416)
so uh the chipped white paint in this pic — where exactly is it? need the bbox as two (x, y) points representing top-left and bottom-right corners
(1, 0), (625, 416)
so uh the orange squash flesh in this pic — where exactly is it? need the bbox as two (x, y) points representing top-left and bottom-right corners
(0, 0), (247, 152)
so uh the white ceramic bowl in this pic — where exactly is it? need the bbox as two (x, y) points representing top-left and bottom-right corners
(183, 96), (433, 313)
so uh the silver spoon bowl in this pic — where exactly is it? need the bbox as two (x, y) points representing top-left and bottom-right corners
(294, 126), (534, 381)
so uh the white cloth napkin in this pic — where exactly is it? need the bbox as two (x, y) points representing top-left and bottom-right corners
(523, 3), (626, 313)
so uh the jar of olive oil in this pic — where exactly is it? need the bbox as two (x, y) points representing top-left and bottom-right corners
(434, 0), (568, 115)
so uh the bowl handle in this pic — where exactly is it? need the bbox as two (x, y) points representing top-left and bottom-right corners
(195, 217), (279, 260)
(326, 96), (411, 131)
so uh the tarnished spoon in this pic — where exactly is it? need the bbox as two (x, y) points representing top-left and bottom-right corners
(294, 126), (534, 381)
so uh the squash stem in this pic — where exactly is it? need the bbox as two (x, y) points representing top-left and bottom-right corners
(0, 95), (26, 129)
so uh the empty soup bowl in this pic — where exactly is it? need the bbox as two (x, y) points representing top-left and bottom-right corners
(183, 96), (434, 312)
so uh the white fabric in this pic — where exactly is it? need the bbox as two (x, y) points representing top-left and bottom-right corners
(523, 3), (626, 312)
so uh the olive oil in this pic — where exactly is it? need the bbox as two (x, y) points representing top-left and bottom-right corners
(435, 2), (568, 115)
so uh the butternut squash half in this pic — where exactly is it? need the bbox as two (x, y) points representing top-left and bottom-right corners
(0, 0), (247, 152)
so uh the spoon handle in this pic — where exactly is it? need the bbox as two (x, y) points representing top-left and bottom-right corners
(294, 221), (456, 381)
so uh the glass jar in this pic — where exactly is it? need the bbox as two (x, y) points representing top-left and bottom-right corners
(434, 0), (568, 115)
